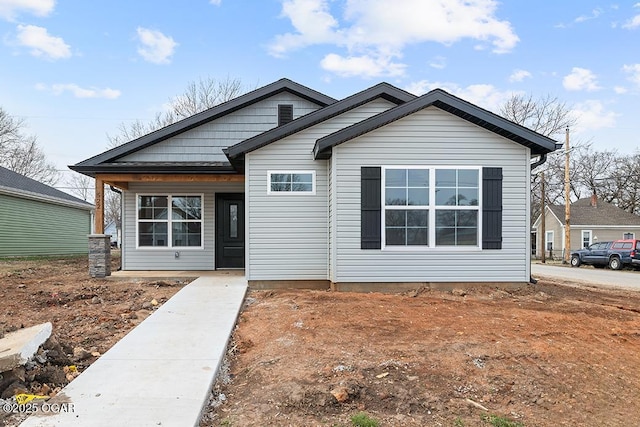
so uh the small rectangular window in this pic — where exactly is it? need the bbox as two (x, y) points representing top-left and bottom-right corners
(623, 232), (635, 239)
(278, 104), (293, 126)
(268, 171), (315, 194)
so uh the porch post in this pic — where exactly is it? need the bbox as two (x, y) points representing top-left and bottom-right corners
(88, 177), (111, 277)
(95, 176), (104, 234)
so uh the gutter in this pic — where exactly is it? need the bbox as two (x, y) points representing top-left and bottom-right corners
(530, 153), (547, 170)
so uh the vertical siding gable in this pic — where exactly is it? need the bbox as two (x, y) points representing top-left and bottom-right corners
(119, 92), (323, 163)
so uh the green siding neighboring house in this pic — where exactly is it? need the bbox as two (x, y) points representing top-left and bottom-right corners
(0, 167), (93, 257)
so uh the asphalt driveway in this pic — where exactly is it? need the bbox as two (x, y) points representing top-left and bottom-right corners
(532, 263), (640, 291)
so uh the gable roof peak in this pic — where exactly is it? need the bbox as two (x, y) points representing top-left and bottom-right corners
(71, 78), (337, 175)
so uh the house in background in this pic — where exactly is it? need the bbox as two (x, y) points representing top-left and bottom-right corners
(0, 166), (93, 257)
(71, 78), (559, 288)
(532, 195), (640, 259)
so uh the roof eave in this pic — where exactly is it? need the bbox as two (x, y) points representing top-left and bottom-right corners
(225, 83), (416, 160)
(314, 88), (559, 159)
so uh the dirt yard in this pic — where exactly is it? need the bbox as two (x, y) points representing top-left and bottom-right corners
(0, 254), (183, 425)
(2, 256), (639, 427)
(202, 278), (640, 427)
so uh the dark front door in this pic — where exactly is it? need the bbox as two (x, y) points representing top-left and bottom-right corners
(215, 193), (244, 269)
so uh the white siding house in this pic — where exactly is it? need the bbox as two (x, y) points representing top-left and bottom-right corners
(71, 78), (560, 287)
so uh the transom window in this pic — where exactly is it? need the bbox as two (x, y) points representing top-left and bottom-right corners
(383, 167), (480, 248)
(137, 195), (203, 248)
(268, 171), (315, 194)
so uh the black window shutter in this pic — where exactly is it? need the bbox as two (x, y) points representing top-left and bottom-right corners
(482, 167), (503, 249)
(361, 167), (381, 249)
(278, 104), (293, 126)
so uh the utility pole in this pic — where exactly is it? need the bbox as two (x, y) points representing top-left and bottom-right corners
(540, 171), (546, 264)
(563, 127), (571, 264)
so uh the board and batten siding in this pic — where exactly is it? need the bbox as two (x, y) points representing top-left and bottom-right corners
(246, 98), (397, 281)
(121, 182), (243, 270)
(332, 106), (531, 283)
(119, 93), (322, 163)
(0, 194), (91, 256)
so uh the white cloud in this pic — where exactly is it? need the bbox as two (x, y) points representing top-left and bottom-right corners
(623, 14), (640, 29)
(320, 53), (405, 78)
(562, 67), (600, 91)
(574, 8), (602, 23)
(614, 86), (628, 94)
(16, 24), (71, 59)
(270, 0), (518, 78)
(136, 27), (178, 64)
(36, 83), (121, 99)
(269, 0), (340, 58)
(622, 63), (640, 87)
(405, 80), (517, 112)
(0, 0), (54, 21)
(509, 69), (532, 83)
(209, 0), (221, 5)
(429, 56), (446, 69)
(571, 100), (617, 133)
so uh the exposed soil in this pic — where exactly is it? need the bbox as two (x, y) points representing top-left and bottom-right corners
(2, 256), (639, 427)
(202, 279), (640, 427)
(0, 254), (183, 426)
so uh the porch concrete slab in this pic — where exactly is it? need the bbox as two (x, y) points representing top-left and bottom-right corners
(19, 275), (247, 427)
(108, 270), (244, 280)
(0, 322), (52, 373)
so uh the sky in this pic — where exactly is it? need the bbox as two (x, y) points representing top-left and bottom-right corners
(1, 0), (639, 189)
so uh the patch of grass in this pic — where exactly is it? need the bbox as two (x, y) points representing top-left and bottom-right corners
(351, 412), (380, 427)
(454, 417), (465, 426)
(481, 413), (524, 427)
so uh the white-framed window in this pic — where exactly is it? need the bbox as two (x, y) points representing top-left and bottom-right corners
(545, 231), (554, 251)
(623, 232), (635, 240)
(581, 230), (592, 248)
(382, 167), (480, 248)
(137, 194), (203, 248)
(267, 171), (315, 194)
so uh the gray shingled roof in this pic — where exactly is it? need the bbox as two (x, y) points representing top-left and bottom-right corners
(0, 166), (92, 209)
(548, 197), (640, 226)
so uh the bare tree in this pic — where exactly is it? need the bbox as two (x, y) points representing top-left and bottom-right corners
(500, 94), (578, 223)
(66, 173), (94, 202)
(107, 76), (246, 147)
(500, 94), (577, 139)
(0, 107), (59, 185)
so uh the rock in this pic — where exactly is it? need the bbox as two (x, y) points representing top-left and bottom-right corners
(34, 365), (67, 386)
(151, 299), (159, 306)
(0, 367), (26, 395)
(73, 347), (92, 361)
(142, 301), (153, 310)
(1, 381), (28, 399)
(91, 296), (101, 304)
(0, 322), (52, 373)
(331, 386), (350, 403)
(452, 289), (467, 297)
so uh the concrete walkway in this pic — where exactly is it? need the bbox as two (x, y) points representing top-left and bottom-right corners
(20, 274), (247, 427)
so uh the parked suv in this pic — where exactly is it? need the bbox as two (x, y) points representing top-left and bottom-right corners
(571, 239), (640, 270)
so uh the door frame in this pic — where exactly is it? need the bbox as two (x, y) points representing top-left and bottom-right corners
(215, 193), (245, 269)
